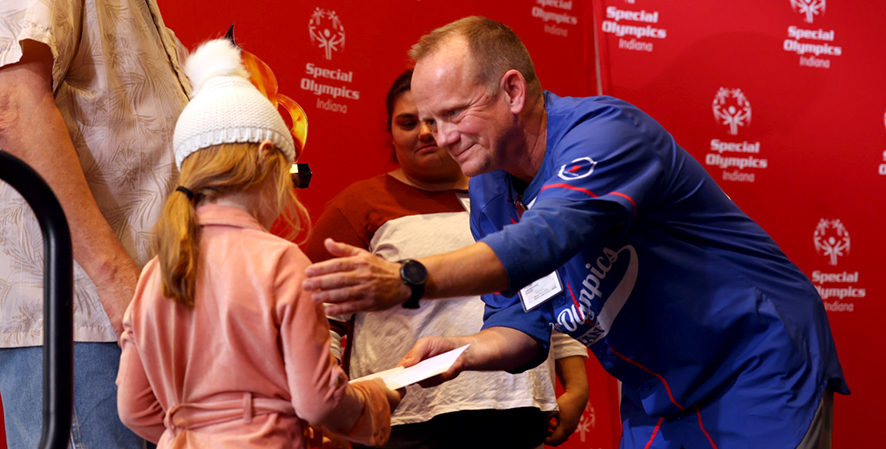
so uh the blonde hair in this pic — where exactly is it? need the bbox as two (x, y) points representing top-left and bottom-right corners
(409, 16), (542, 98)
(152, 142), (309, 307)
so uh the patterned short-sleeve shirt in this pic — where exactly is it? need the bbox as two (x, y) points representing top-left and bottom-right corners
(0, 0), (190, 346)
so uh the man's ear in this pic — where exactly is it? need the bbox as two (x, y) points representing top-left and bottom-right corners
(500, 69), (527, 115)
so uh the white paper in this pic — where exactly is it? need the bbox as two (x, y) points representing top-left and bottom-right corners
(350, 344), (470, 390)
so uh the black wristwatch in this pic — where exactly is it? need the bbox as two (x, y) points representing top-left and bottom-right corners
(399, 259), (427, 309)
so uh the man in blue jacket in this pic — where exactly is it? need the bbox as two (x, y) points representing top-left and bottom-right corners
(303, 16), (848, 448)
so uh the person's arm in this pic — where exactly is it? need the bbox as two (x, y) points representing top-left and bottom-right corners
(545, 333), (590, 445)
(396, 326), (541, 388)
(546, 355), (589, 446)
(303, 197), (625, 316)
(116, 304), (165, 443)
(303, 238), (508, 315)
(0, 40), (138, 336)
(278, 248), (400, 446)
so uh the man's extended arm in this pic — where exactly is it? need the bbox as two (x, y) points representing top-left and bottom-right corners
(397, 326), (542, 386)
(303, 237), (509, 316)
(0, 41), (139, 337)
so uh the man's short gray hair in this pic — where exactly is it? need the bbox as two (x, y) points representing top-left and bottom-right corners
(409, 16), (542, 97)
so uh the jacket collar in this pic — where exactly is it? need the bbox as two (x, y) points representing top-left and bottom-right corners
(195, 204), (266, 232)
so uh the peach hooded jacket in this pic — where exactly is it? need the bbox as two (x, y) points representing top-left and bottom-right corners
(116, 204), (390, 448)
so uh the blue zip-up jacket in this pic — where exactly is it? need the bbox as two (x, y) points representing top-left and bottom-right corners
(472, 92), (848, 449)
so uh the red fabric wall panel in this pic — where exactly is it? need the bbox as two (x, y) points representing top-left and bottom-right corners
(591, 1), (885, 447)
(6, 1), (878, 448)
(157, 0), (596, 222)
(156, 2), (618, 449)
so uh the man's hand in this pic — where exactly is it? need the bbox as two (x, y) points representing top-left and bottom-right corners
(304, 239), (512, 316)
(303, 239), (411, 315)
(398, 328), (542, 387)
(398, 336), (472, 387)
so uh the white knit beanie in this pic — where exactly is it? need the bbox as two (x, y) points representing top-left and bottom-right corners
(173, 39), (296, 170)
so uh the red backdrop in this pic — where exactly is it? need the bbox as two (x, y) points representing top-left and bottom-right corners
(155, 1), (620, 447)
(590, 1), (885, 447)
(156, 0), (596, 224)
(3, 1), (881, 448)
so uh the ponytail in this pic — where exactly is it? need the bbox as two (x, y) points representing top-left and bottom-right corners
(152, 142), (308, 308)
(154, 180), (202, 308)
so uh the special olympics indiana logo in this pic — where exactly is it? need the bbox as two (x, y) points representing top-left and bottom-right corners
(713, 88), (752, 136)
(309, 8), (345, 60)
(573, 402), (596, 443)
(790, 0), (826, 24)
(814, 219), (850, 266)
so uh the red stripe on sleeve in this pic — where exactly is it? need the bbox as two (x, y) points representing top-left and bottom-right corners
(540, 184), (637, 216)
(541, 183), (598, 197)
(610, 192), (638, 217)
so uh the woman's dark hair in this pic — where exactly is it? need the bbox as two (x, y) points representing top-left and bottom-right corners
(385, 69), (413, 133)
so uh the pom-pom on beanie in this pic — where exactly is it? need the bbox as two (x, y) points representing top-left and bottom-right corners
(173, 39), (296, 170)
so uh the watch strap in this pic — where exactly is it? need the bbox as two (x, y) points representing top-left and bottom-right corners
(399, 259), (426, 309)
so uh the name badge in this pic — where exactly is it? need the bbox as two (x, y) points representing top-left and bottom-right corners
(519, 271), (563, 312)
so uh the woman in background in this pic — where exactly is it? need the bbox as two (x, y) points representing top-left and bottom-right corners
(304, 69), (589, 449)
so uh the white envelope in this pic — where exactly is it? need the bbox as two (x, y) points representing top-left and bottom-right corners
(350, 344), (470, 390)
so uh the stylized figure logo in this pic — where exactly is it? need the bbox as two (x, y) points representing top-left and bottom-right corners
(713, 88), (752, 136)
(813, 219), (850, 266)
(790, 0), (826, 23)
(574, 402), (596, 442)
(309, 8), (345, 60)
(558, 157), (597, 181)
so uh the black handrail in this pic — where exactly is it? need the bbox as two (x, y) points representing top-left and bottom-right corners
(0, 151), (73, 449)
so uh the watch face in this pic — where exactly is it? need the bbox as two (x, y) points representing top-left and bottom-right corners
(402, 260), (428, 285)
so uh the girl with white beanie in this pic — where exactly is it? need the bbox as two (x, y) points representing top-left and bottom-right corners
(115, 38), (399, 448)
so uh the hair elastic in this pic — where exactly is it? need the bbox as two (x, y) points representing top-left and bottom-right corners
(175, 186), (196, 200)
